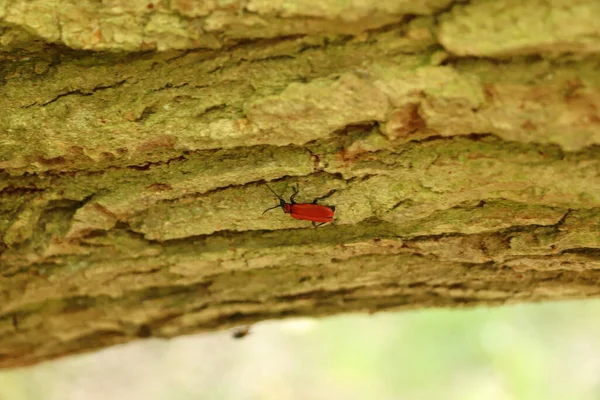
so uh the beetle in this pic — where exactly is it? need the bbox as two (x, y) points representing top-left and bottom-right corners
(231, 325), (251, 339)
(262, 184), (335, 226)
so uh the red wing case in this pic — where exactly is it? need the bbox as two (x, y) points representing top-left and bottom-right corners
(289, 203), (335, 222)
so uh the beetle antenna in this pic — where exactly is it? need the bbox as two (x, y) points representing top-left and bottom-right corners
(265, 184), (284, 200)
(262, 204), (281, 215)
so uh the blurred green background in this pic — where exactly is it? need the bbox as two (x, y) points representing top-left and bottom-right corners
(2, 300), (600, 400)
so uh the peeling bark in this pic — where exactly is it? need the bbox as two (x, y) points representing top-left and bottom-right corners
(1, 0), (599, 368)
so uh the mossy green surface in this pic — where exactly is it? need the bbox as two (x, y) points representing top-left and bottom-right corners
(0, 0), (599, 368)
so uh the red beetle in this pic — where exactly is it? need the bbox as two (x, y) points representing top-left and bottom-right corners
(263, 184), (335, 226)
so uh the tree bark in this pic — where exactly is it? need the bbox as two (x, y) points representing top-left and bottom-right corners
(1, 0), (599, 368)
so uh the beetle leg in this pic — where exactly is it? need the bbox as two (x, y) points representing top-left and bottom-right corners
(290, 184), (300, 204)
(312, 222), (327, 228)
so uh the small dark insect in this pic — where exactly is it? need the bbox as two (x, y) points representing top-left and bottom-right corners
(263, 184), (335, 227)
(231, 325), (251, 339)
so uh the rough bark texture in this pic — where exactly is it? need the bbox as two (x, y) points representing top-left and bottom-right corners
(1, 0), (599, 368)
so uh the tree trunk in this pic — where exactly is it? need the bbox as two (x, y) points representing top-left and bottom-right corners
(1, 0), (599, 368)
